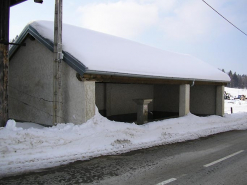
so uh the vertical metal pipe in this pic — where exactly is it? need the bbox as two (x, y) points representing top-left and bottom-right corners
(0, 0), (10, 127)
(53, 0), (63, 125)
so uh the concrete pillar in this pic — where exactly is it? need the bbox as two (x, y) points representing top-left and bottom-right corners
(216, 85), (224, 116)
(84, 81), (95, 121)
(179, 84), (190, 117)
(133, 99), (152, 125)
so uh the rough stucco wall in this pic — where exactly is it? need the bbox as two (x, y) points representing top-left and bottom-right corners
(9, 37), (94, 125)
(105, 83), (154, 116)
(62, 65), (95, 124)
(9, 38), (54, 125)
(190, 85), (216, 115)
(95, 83), (105, 110)
(154, 84), (179, 112)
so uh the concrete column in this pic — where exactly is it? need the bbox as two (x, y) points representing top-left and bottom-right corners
(179, 84), (190, 117)
(216, 85), (224, 116)
(133, 99), (152, 125)
(84, 81), (95, 121)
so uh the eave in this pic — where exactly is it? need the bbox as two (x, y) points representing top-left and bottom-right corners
(82, 73), (228, 86)
(9, 25), (87, 76)
(10, 0), (27, 7)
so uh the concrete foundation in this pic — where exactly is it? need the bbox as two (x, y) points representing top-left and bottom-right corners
(179, 84), (190, 117)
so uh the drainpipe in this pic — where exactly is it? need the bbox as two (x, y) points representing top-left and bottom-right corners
(191, 79), (195, 87)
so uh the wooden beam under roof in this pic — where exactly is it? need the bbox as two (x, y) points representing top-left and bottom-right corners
(82, 73), (228, 86)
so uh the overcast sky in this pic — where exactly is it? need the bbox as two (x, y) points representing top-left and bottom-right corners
(10, 0), (247, 75)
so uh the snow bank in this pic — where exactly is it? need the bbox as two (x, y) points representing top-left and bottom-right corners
(1, 107), (247, 177)
(29, 20), (229, 82)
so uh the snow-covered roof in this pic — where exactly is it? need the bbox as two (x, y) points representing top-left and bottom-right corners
(12, 20), (230, 82)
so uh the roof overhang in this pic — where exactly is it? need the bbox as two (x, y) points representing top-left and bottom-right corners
(10, 0), (27, 7)
(82, 73), (228, 86)
(9, 25), (87, 76)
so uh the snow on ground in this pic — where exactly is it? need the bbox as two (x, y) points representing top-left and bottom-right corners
(1, 105), (247, 177)
(224, 87), (247, 114)
(225, 87), (247, 98)
(225, 100), (247, 114)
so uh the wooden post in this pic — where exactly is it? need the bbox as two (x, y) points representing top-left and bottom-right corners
(53, 0), (63, 125)
(0, 0), (10, 127)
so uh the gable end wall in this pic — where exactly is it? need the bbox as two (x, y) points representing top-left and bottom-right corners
(9, 37), (92, 125)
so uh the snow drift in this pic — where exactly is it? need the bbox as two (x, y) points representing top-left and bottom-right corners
(1, 107), (247, 177)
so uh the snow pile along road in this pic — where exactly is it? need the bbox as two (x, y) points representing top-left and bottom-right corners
(1, 108), (247, 177)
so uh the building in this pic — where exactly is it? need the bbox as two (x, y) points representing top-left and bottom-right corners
(8, 21), (230, 125)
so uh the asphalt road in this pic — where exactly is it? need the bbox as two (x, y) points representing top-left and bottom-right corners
(1, 130), (247, 185)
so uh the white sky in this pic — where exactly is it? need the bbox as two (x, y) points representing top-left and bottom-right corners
(10, 0), (247, 75)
